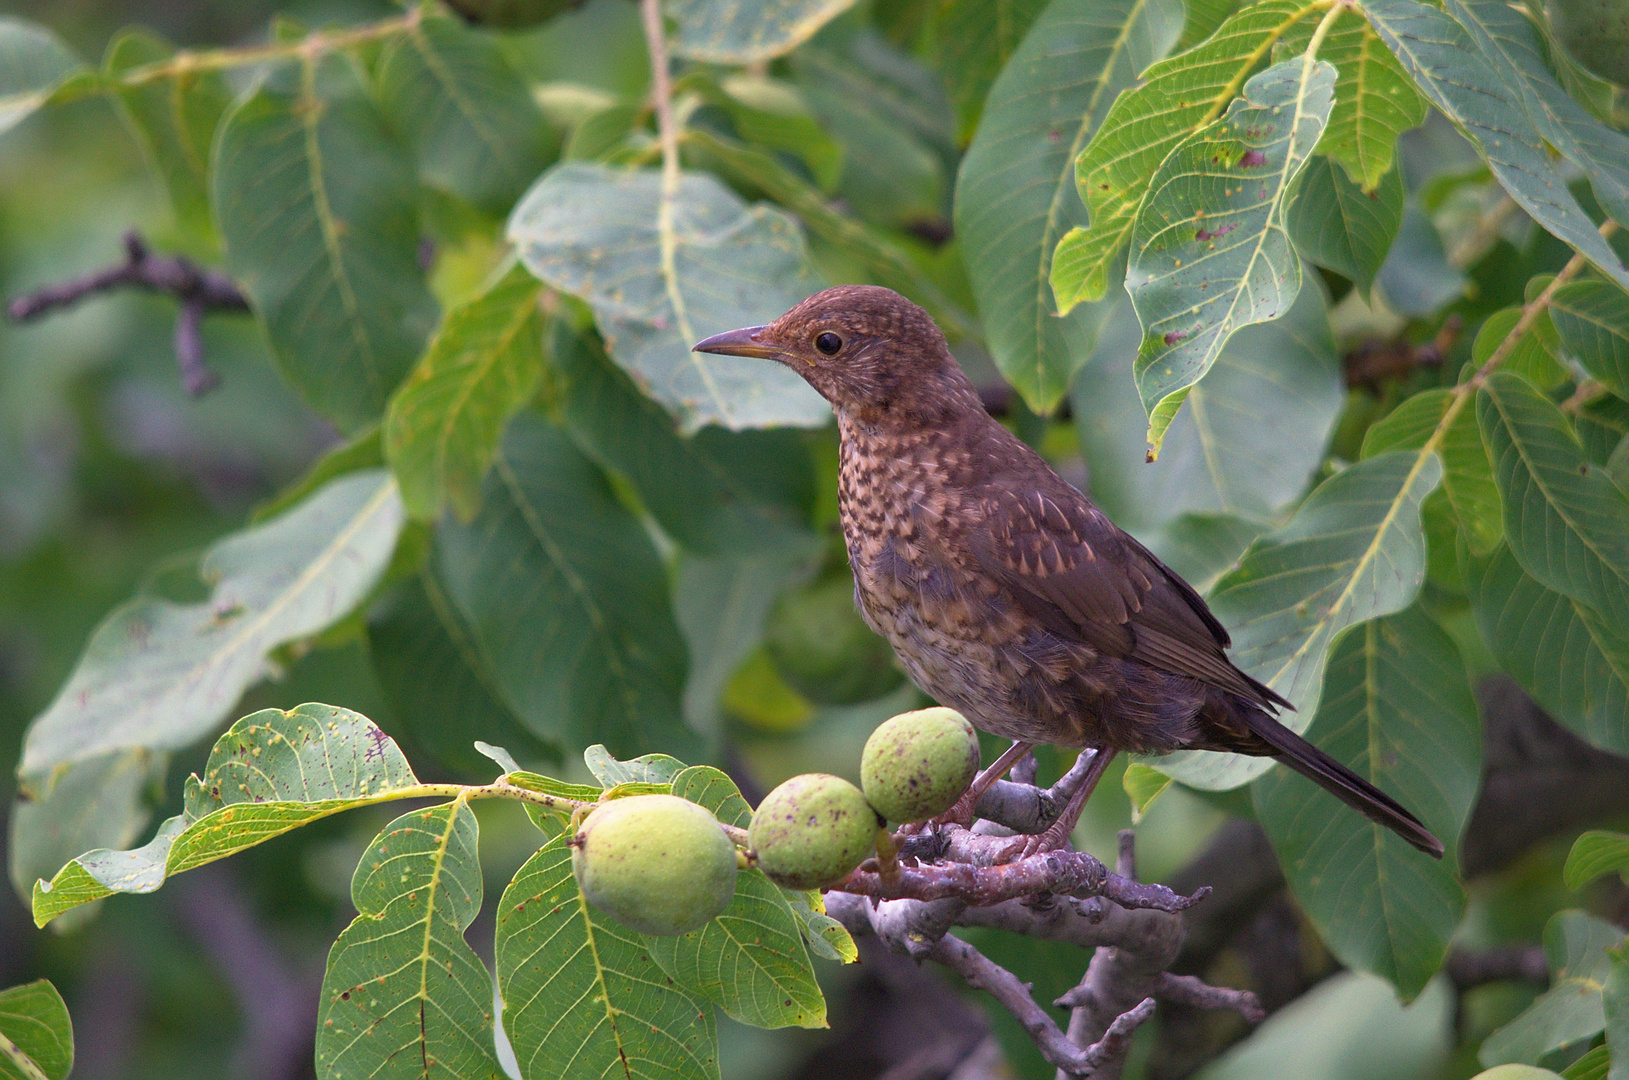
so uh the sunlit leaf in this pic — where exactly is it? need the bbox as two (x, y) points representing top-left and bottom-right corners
(955, 0), (1182, 412)
(32, 706), (422, 926)
(1127, 55), (1336, 456)
(1363, 387), (1502, 554)
(508, 162), (828, 431)
(668, 0), (858, 64)
(1255, 609), (1478, 999)
(495, 834), (721, 1080)
(316, 802), (502, 1080)
(1155, 450), (1443, 789)
(0, 980), (72, 1080)
(385, 262), (547, 521)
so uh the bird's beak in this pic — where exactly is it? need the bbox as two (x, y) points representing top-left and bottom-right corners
(692, 325), (781, 359)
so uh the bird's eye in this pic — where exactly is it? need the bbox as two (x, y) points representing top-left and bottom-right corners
(815, 332), (842, 356)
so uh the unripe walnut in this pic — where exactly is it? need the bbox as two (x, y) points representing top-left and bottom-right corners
(749, 774), (880, 890)
(861, 707), (980, 823)
(571, 795), (737, 936)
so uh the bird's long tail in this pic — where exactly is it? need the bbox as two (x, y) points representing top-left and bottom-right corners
(1245, 713), (1445, 858)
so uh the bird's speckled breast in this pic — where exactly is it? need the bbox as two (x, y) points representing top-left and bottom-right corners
(835, 414), (1091, 746)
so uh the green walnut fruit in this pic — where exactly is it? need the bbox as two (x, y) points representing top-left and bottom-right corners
(1548, 0), (1629, 84)
(749, 774), (880, 890)
(765, 576), (904, 704)
(860, 707), (981, 824)
(571, 795), (737, 936)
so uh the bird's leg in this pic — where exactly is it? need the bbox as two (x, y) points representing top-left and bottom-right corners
(1000, 747), (1119, 861)
(902, 739), (1035, 835)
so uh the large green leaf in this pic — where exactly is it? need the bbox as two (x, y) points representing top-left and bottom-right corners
(495, 834), (721, 1080)
(1479, 372), (1629, 625)
(1481, 911), (1626, 1067)
(1364, 387), (1502, 554)
(18, 471), (404, 784)
(104, 30), (231, 230)
(214, 55), (438, 429)
(385, 262), (547, 521)
(925, 0), (1050, 142)
(1286, 157), (1404, 298)
(508, 162), (828, 432)
(1052, 0), (1320, 310)
(375, 13), (559, 215)
(32, 706), (422, 926)
(1441, 0), (1629, 229)
(668, 0), (858, 63)
(1549, 280), (1629, 401)
(1073, 283), (1342, 530)
(1155, 450), (1444, 789)
(955, 0), (1181, 412)
(1606, 942), (1629, 1080)
(1127, 54), (1335, 456)
(435, 413), (696, 759)
(1255, 609), (1478, 999)
(554, 325), (817, 555)
(1466, 544), (1629, 757)
(646, 767), (827, 1029)
(317, 802), (502, 1080)
(368, 573), (557, 776)
(1363, 0), (1629, 294)
(0, 980), (72, 1080)
(1278, 6), (1428, 191)
(1564, 831), (1629, 891)
(0, 18), (82, 135)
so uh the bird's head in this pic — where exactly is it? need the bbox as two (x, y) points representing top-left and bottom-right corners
(692, 285), (972, 422)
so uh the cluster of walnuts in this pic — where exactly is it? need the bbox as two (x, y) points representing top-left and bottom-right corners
(569, 708), (982, 935)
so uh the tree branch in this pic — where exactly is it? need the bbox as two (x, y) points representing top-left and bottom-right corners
(7, 231), (248, 395)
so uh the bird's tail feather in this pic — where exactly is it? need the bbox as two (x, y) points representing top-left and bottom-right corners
(1246, 714), (1445, 858)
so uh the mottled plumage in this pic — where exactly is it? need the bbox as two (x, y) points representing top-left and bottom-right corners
(695, 285), (1442, 858)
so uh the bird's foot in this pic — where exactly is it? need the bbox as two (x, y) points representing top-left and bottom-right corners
(993, 817), (1076, 863)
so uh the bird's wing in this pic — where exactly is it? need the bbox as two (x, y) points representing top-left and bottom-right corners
(964, 478), (1288, 712)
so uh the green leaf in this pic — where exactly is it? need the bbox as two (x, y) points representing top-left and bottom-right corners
(508, 162), (828, 432)
(1363, 0), (1629, 295)
(702, 73), (843, 192)
(1561, 1046), (1610, 1080)
(1138, 513), (1265, 595)
(785, 897), (858, 964)
(1472, 1069), (1567, 1080)
(1441, 0), (1629, 230)
(583, 745), (685, 786)
(316, 802), (502, 1080)
(18, 471), (404, 784)
(104, 30), (231, 230)
(1479, 372), (1629, 624)
(1053, 0), (1321, 310)
(1122, 762), (1174, 823)
(495, 834), (721, 1080)
(1376, 201), (1468, 318)
(1475, 306), (1568, 392)
(32, 705), (422, 926)
(0, 980), (72, 1080)
(955, 0), (1182, 412)
(1605, 944), (1628, 1080)
(1255, 609), (1479, 999)
(667, 0), (858, 64)
(1287, 157), (1404, 298)
(436, 414), (696, 759)
(1279, 8), (1428, 191)
(676, 548), (821, 738)
(1466, 543), (1629, 757)
(1128, 54), (1336, 457)
(375, 13), (560, 215)
(1363, 388), (1502, 554)
(1155, 450), (1444, 789)
(1564, 831), (1629, 891)
(1071, 281), (1341, 531)
(646, 767), (827, 1029)
(1481, 910), (1626, 1067)
(368, 572), (557, 777)
(554, 325), (818, 555)
(1550, 280), (1629, 400)
(384, 262), (547, 521)
(0, 18), (83, 135)
(213, 54), (438, 429)
(924, 0), (1050, 142)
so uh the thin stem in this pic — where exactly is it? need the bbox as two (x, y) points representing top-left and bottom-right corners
(111, 10), (419, 88)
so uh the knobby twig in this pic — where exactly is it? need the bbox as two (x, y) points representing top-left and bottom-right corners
(7, 231), (249, 395)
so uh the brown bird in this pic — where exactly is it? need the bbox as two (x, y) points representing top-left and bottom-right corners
(694, 285), (1443, 859)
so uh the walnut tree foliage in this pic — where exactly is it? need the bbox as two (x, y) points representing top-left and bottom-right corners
(3, 0), (1629, 1077)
